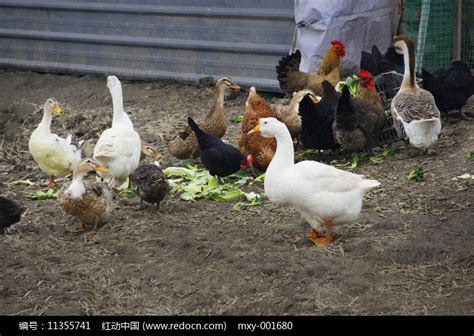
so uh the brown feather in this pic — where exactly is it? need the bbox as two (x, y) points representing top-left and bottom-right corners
(276, 44), (343, 95)
(239, 88), (277, 171)
(167, 78), (238, 159)
(59, 180), (112, 226)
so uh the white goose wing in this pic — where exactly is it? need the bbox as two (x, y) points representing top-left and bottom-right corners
(293, 161), (373, 193)
(93, 127), (140, 160)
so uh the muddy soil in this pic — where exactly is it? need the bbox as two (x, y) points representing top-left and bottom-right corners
(0, 69), (472, 315)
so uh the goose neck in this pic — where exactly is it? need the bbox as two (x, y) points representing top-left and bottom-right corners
(110, 87), (130, 126)
(401, 42), (417, 89)
(270, 127), (295, 170)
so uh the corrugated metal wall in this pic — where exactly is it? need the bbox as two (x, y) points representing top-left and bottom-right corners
(0, 0), (294, 91)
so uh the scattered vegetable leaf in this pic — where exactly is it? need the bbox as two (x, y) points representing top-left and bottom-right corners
(468, 152), (474, 161)
(10, 179), (35, 186)
(118, 187), (138, 198)
(408, 166), (424, 182)
(25, 188), (59, 200)
(369, 146), (395, 164)
(229, 115), (243, 124)
(163, 164), (261, 209)
(233, 192), (262, 210)
(330, 154), (360, 170)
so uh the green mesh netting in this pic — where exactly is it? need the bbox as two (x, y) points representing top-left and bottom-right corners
(461, 0), (473, 68)
(401, 0), (454, 72)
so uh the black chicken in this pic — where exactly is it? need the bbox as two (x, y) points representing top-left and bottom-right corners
(333, 86), (386, 152)
(360, 45), (404, 76)
(187, 116), (252, 179)
(131, 165), (170, 209)
(299, 81), (340, 151)
(422, 61), (474, 121)
(0, 196), (23, 234)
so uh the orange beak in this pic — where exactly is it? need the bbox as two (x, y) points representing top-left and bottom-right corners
(247, 122), (260, 135)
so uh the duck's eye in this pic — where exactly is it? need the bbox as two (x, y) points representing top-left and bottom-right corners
(264, 121), (268, 125)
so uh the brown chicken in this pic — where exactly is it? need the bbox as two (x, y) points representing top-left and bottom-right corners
(239, 87), (277, 171)
(167, 77), (240, 159)
(354, 70), (384, 107)
(271, 89), (318, 140)
(276, 40), (346, 96)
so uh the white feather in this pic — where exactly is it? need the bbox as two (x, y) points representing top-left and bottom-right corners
(93, 76), (141, 188)
(29, 103), (81, 177)
(260, 118), (380, 232)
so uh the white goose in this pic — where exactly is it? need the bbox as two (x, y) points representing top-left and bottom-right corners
(29, 98), (82, 188)
(93, 76), (141, 188)
(391, 35), (441, 156)
(249, 118), (380, 246)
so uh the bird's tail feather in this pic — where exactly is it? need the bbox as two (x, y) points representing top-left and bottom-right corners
(187, 117), (204, 137)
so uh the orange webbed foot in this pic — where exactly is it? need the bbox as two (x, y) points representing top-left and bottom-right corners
(307, 226), (333, 247)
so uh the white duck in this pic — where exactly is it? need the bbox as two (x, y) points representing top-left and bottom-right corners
(93, 75), (141, 188)
(29, 98), (82, 188)
(249, 117), (380, 246)
(391, 35), (441, 156)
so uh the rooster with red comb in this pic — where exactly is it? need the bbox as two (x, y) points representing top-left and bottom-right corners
(276, 40), (346, 96)
(333, 68), (386, 152)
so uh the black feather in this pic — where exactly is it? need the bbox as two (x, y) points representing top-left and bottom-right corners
(188, 117), (245, 177)
(360, 45), (404, 76)
(299, 83), (340, 151)
(276, 50), (302, 92)
(0, 197), (23, 234)
(422, 60), (474, 119)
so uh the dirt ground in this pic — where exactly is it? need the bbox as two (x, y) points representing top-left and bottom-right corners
(0, 69), (472, 315)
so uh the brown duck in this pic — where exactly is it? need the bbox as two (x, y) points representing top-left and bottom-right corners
(167, 77), (240, 159)
(58, 158), (113, 233)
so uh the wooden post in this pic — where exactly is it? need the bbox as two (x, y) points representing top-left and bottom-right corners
(454, 0), (462, 61)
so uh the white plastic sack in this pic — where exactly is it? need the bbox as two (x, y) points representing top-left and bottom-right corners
(293, 0), (399, 76)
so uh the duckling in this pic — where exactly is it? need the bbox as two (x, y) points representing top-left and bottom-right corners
(58, 158), (112, 233)
(131, 143), (170, 208)
(29, 98), (82, 188)
(0, 196), (23, 234)
(93, 76), (142, 188)
(131, 163), (170, 209)
(391, 36), (441, 156)
(249, 118), (380, 246)
(167, 77), (241, 159)
(187, 116), (253, 179)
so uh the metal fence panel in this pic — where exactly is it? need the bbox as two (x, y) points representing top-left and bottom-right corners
(0, 0), (294, 91)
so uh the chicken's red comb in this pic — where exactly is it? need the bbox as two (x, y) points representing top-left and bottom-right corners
(331, 40), (345, 49)
(246, 154), (254, 166)
(357, 70), (373, 79)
